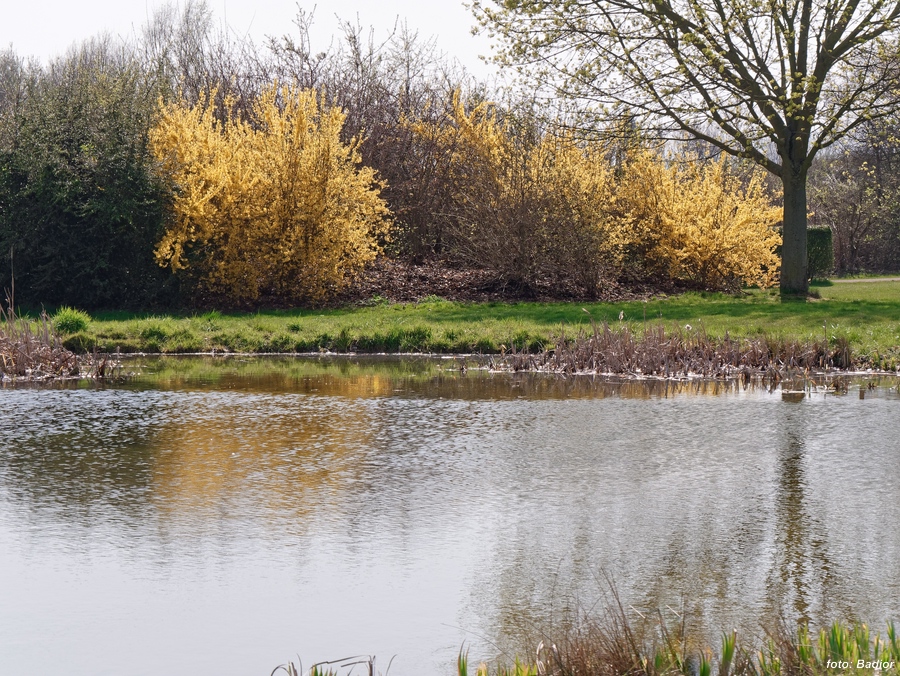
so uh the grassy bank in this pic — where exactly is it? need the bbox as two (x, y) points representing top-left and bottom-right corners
(46, 280), (900, 370)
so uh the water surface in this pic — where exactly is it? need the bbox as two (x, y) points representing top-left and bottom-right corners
(1, 356), (899, 675)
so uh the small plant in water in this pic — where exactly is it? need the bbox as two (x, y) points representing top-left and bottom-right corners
(459, 650), (535, 676)
(1, 298), (79, 378)
(272, 654), (387, 676)
(52, 306), (91, 334)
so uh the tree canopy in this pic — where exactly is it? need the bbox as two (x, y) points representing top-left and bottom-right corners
(473, 0), (900, 293)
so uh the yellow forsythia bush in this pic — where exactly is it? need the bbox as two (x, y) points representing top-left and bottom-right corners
(411, 92), (778, 294)
(151, 86), (390, 302)
(538, 134), (629, 292)
(410, 93), (624, 295)
(620, 152), (782, 290)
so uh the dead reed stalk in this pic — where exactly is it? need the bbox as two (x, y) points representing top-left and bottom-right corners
(472, 597), (899, 676)
(491, 321), (853, 379)
(0, 300), (79, 379)
(0, 295), (117, 381)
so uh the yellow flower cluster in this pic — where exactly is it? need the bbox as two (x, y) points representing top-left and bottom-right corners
(150, 85), (390, 302)
(151, 83), (780, 300)
(413, 93), (781, 291)
(619, 152), (782, 290)
(409, 94), (624, 294)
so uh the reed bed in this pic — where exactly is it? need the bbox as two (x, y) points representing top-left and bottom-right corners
(0, 300), (117, 381)
(461, 604), (900, 676)
(491, 321), (854, 379)
(0, 302), (80, 379)
(275, 611), (899, 676)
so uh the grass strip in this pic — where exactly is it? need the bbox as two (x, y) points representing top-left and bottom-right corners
(41, 281), (900, 370)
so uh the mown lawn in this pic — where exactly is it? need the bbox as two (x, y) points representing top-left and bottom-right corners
(52, 279), (900, 367)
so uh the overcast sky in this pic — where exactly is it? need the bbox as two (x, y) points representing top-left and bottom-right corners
(2, 0), (498, 77)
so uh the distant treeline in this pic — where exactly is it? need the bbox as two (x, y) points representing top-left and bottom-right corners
(1, 1), (898, 309)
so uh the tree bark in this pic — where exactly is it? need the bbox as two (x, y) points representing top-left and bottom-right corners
(780, 169), (809, 295)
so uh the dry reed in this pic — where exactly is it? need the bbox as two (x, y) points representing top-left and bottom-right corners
(465, 591), (900, 676)
(0, 296), (117, 381)
(0, 301), (79, 379)
(271, 654), (383, 676)
(490, 321), (854, 379)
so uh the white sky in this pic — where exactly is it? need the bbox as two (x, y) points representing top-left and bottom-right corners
(1, 0), (499, 78)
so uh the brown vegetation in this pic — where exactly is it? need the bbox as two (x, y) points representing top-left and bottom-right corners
(0, 300), (120, 381)
(491, 320), (853, 378)
(0, 303), (79, 379)
(467, 601), (900, 676)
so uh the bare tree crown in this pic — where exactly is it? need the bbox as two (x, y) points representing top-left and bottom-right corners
(474, 0), (900, 177)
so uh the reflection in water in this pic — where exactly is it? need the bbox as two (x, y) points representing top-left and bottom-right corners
(0, 357), (899, 676)
(0, 389), (161, 526)
(149, 392), (377, 531)
(31, 354), (771, 400)
(769, 407), (819, 624)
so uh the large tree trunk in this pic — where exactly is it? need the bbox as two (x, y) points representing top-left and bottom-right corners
(780, 169), (809, 295)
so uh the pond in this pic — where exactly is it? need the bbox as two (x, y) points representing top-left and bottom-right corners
(1, 356), (899, 675)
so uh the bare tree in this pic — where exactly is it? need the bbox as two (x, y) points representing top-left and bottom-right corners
(140, 0), (271, 118)
(809, 118), (900, 272)
(473, 0), (900, 294)
(269, 11), (481, 261)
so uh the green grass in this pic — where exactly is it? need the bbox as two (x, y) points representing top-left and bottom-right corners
(35, 280), (900, 369)
(830, 272), (900, 281)
(51, 306), (91, 334)
(812, 279), (900, 302)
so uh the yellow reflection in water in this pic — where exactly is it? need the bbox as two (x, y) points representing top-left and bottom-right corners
(148, 380), (388, 520)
